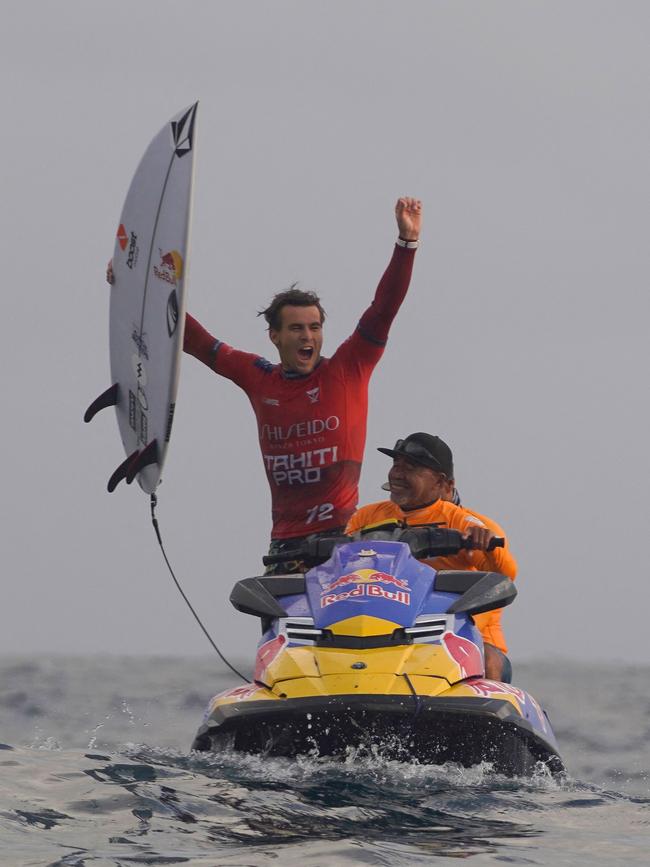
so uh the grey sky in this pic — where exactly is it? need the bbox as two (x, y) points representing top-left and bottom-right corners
(2, 0), (648, 666)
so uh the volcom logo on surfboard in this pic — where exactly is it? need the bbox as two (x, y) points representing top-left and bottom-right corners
(153, 249), (183, 286)
(171, 103), (197, 158)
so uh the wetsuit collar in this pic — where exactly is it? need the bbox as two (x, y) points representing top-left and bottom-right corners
(401, 497), (441, 512)
(280, 357), (324, 379)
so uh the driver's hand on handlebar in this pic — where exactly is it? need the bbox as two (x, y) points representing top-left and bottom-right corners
(462, 525), (496, 552)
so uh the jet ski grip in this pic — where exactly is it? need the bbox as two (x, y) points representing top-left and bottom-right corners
(398, 527), (504, 559)
(262, 535), (351, 567)
(263, 551), (302, 566)
(467, 536), (504, 551)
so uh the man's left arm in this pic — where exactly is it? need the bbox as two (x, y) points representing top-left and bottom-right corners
(355, 197), (421, 347)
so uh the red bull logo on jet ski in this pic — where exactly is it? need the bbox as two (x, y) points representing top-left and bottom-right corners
(467, 679), (526, 703)
(321, 569), (411, 608)
(465, 680), (549, 733)
(153, 249), (183, 285)
(441, 631), (483, 678)
(324, 569), (409, 592)
(254, 634), (286, 682)
(205, 683), (262, 716)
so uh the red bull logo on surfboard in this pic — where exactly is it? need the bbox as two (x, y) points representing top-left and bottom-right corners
(321, 569), (410, 608)
(153, 249), (183, 285)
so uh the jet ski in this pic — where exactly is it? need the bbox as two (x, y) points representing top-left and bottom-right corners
(192, 527), (564, 776)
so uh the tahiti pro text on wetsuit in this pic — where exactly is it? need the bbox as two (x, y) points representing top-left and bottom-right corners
(260, 405), (362, 538)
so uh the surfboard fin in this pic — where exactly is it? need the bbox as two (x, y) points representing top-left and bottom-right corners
(84, 383), (119, 423)
(107, 448), (140, 493)
(126, 440), (159, 485)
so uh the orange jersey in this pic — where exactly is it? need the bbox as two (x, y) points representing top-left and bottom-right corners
(346, 499), (517, 653)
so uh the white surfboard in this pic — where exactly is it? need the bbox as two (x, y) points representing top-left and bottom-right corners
(85, 103), (198, 494)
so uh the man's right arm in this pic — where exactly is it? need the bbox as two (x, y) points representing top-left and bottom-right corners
(183, 313), (221, 370)
(108, 258), (262, 387)
(107, 260), (221, 371)
(183, 312), (269, 392)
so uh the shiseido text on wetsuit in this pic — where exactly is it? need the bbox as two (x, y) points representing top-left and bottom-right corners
(260, 416), (340, 442)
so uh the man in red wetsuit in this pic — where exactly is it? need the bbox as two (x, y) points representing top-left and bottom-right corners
(182, 197), (421, 567)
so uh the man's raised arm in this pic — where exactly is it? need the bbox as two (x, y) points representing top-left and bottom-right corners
(355, 197), (421, 346)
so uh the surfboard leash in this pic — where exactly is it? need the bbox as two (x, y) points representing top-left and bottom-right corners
(149, 494), (249, 683)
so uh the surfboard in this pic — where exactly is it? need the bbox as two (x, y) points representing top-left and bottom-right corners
(85, 102), (198, 494)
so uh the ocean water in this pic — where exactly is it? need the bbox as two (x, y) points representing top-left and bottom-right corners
(1, 656), (648, 866)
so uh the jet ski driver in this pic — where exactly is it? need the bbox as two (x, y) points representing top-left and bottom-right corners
(346, 432), (517, 682)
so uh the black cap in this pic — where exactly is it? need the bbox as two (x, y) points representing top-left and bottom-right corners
(378, 432), (454, 478)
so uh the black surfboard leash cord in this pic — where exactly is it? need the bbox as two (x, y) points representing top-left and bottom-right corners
(149, 493), (249, 683)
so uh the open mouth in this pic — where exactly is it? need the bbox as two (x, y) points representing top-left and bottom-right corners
(298, 347), (314, 362)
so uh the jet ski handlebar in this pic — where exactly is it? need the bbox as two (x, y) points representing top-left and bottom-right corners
(262, 536), (347, 567)
(262, 527), (504, 568)
(399, 526), (504, 560)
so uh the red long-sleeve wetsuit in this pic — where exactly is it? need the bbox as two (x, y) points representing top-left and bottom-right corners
(184, 244), (417, 539)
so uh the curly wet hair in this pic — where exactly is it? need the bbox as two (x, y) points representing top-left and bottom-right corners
(258, 283), (326, 331)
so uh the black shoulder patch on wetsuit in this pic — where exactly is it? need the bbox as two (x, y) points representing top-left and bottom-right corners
(356, 323), (386, 347)
(254, 356), (275, 373)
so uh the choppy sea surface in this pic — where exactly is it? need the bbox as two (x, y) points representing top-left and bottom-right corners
(0, 656), (648, 866)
